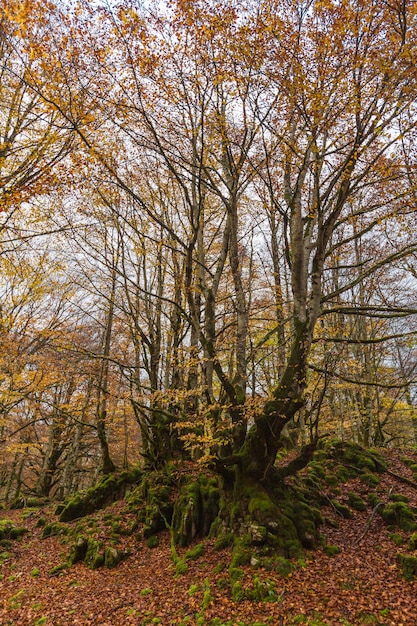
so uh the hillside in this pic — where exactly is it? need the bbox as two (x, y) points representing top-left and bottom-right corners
(1, 446), (417, 626)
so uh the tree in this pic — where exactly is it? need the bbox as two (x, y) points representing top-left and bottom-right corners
(5, 0), (417, 545)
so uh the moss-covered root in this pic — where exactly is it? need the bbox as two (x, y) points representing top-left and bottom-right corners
(215, 482), (322, 562)
(171, 474), (220, 546)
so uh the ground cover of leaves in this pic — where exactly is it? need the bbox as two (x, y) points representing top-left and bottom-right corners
(1, 449), (417, 626)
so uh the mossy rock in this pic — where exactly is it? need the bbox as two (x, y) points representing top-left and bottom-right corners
(68, 535), (89, 565)
(58, 467), (143, 522)
(308, 462), (326, 480)
(146, 535), (159, 549)
(360, 473), (380, 487)
(41, 522), (68, 540)
(390, 493), (409, 503)
(324, 474), (339, 487)
(85, 538), (105, 569)
(325, 441), (387, 473)
(0, 520), (28, 541)
(335, 465), (356, 483)
(214, 533), (234, 550)
(323, 545), (340, 556)
(332, 501), (353, 519)
(347, 493), (367, 512)
(368, 492), (382, 508)
(397, 553), (417, 581)
(380, 502), (417, 532)
(104, 546), (124, 567)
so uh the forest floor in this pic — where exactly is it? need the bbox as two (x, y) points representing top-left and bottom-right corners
(1, 448), (417, 626)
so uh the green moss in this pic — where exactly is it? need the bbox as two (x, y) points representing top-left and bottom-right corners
(408, 533), (417, 550)
(380, 502), (417, 532)
(175, 560), (188, 575)
(323, 545), (340, 556)
(368, 492), (382, 508)
(85, 538), (104, 569)
(185, 543), (205, 560)
(335, 465), (356, 483)
(397, 553), (417, 581)
(104, 546), (123, 567)
(230, 540), (252, 567)
(41, 522), (68, 540)
(332, 501), (353, 519)
(272, 557), (294, 577)
(359, 473), (380, 487)
(35, 517), (47, 528)
(0, 520), (28, 541)
(324, 474), (339, 487)
(58, 467), (143, 522)
(246, 575), (279, 602)
(389, 533), (405, 546)
(146, 535), (159, 549)
(68, 535), (88, 565)
(231, 580), (246, 602)
(390, 493), (409, 503)
(214, 533), (234, 550)
(308, 462), (326, 480)
(347, 493), (367, 512)
(48, 563), (68, 577)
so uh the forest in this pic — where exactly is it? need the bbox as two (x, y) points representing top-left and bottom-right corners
(1, 0), (417, 623)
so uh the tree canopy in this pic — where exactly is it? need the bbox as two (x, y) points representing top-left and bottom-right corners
(0, 0), (416, 501)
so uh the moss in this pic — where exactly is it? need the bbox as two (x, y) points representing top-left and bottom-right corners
(48, 563), (68, 577)
(230, 540), (252, 567)
(214, 533), (234, 550)
(390, 493), (409, 503)
(146, 535), (159, 549)
(231, 580), (246, 602)
(389, 533), (405, 546)
(335, 465), (356, 483)
(41, 522), (68, 540)
(332, 501), (353, 519)
(85, 538), (104, 569)
(246, 575), (278, 602)
(185, 543), (205, 560)
(325, 441), (387, 474)
(380, 502), (417, 532)
(104, 546), (123, 567)
(397, 553), (417, 581)
(323, 545), (340, 556)
(368, 492), (382, 507)
(35, 517), (47, 528)
(408, 533), (417, 550)
(68, 535), (88, 565)
(228, 566), (244, 582)
(0, 520), (28, 541)
(175, 560), (188, 575)
(58, 467), (142, 522)
(347, 493), (367, 512)
(172, 481), (201, 546)
(272, 556), (294, 577)
(324, 517), (339, 529)
(324, 474), (339, 487)
(360, 473), (380, 487)
(308, 462), (326, 480)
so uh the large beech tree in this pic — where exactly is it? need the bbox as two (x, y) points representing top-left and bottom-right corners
(4, 0), (417, 504)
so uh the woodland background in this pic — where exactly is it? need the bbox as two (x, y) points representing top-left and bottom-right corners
(0, 0), (417, 504)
